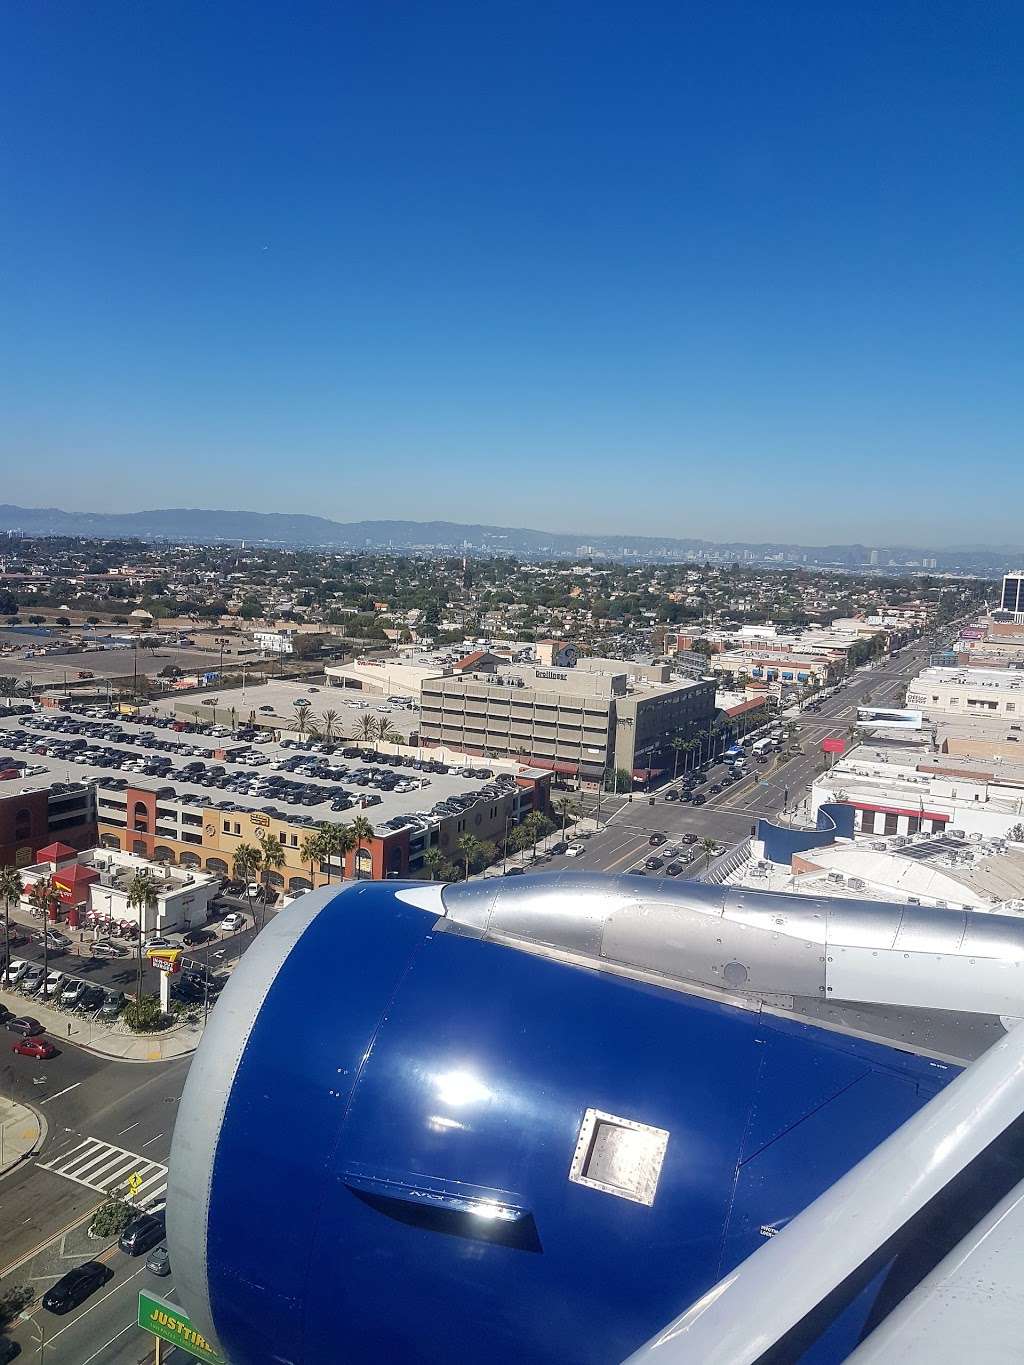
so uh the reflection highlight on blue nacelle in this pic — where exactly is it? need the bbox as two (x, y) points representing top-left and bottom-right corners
(167, 877), (956, 1365)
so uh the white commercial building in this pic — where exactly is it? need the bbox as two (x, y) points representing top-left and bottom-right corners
(253, 630), (296, 655)
(906, 666), (1024, 721)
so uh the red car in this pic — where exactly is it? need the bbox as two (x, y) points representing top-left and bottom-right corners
(12, 1037), (57, 1059)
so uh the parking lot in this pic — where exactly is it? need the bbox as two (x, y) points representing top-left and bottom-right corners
(153, 678), (422, 739)
(0, 702), (522, 854)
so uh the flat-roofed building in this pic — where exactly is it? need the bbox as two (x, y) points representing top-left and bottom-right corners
(419, 659), (715, 782)
(906, 667), (1024, 721)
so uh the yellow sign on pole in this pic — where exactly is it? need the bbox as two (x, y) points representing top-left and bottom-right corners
(127, 1171), (143, 1198)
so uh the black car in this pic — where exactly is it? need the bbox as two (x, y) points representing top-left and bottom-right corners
(691, 794), (706, 805)
(119, 1209), (166, 1256)
(42, 1261), (112, 1314)
(664, 790), (678, 802)
(0, 1335), (20, 1362)
(665, 862), (683, 875)
(648, 833), (666, 847)
(182, 929), (215, 947)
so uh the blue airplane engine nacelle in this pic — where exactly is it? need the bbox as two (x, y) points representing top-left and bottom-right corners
(167, 879), (956, 1365)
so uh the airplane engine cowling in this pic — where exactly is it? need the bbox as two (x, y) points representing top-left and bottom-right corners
(167, 879), (954, 1365)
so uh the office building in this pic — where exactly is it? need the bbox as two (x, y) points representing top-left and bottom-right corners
(1000, 573), (1024, 621)
(420, 658), (715, 782)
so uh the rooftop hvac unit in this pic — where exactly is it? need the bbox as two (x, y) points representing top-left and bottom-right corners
(961, 851), (975, 862)
(893, 836), (909, 847)
(848, 877), (866, 890)
(907, 896), (921, 905)
(871, 842), (887, 851)
(827, 871), (845, 884)
(970, 831), (983, 843)
(949, 829), (965, 839)
(936, 899), (948, 908)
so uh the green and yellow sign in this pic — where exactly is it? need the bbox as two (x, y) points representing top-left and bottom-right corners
(138, 1290), (227, 1364)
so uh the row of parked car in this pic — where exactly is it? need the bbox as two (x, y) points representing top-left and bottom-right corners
(1, 958), (127, 1017)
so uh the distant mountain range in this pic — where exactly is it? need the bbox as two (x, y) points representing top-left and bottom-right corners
(0, 503), (1015, 570)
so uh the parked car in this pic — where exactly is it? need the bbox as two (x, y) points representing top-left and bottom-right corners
(1, 959), (30, 986)
(6, 1016), (44, 1037)
(119, 1209), (166, 1256)
(648, 833), (667, 847)
(182, 929), (215, 947)
(664, 863), (683, 876)
(99, 991), (126, 1021)
(92, 939), (128, 958)
(19, 965), (46, 996)
(221, 912), (247, 932)
(146, 1244), (171, 1276)
(60, 979), (86, 1008)
(565, 843), (585, 857)
(42, 1261), (112, 1314)
(12, 1037), (57, 1059)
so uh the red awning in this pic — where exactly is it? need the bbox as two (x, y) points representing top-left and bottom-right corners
(35, 841), (77, 863)
(850, 801), (949, 822)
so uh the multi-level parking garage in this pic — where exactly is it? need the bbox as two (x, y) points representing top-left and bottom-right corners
(0, 706), (551, 887)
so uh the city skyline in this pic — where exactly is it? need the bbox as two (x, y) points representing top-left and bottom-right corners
(2, 2), (1022, 542)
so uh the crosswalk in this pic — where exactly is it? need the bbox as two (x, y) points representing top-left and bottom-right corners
(38, 1134), (167, 1205)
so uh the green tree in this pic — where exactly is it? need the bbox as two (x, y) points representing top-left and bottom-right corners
(0, 864), (23, 988)
(321, 708), (341, 744)
(27, 877), (54, 997)
(0, 676), (30, 704)
(350, 815), (375, 879)
(457, 834), (480, 881)
(127, 870), (160, 1002)
(257, 832), (285, 928)
(423, 847), (446, 881)
(300, 831), (322, 888)
(232, 842), (264, 930)
(556, 795), (579, 838)
(699, 837), (719, 874)
(354, 713), (378, 746)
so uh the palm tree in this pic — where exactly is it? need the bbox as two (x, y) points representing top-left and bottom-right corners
(300, 831), (322, 889)
(127, 870), (160, 1003)
(335, 822), (357, 879)
(556, 795), (579, 838)
(524, 811), (552, 859)
(457, 834), (480, 881)
(375, 719), (401, 748)
(293, 700), (313, 741)
(350, 815), (375, 879)
(423, 848), (446, 882)
(257, 833), (285, 928)
(699, 837), (719, 875)
(0, 676), (29, 705)
(321, 709), (340, 744)
(0, 864), (23, 988)
(232, 842), (264, 931)
(671, 735), (688, 780)
(27, 877), (54, 998)
(354, 714), (378, 747)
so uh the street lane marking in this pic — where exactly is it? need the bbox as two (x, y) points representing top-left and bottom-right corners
(80, 1320), (136, 1365)
(41, 1082), (82, 1104)
(117, 1121), (141, 1136)
(142, 1132), (165, 1148)
(37, 1133), (167, 1204)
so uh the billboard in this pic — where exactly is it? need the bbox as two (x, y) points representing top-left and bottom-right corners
(959, 627), (986, 640)
(856, 707), (923, 730)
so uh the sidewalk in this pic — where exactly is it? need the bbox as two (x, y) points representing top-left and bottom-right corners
(0, 984), (204, 1063)
(479, 816), (604, 877)
(0, 1096), (44, 1177)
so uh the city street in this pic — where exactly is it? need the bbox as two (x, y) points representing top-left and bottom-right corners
(537, 637), (940, 879)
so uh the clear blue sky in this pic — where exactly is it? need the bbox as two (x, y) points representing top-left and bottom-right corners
(2, 1), (1021, 545)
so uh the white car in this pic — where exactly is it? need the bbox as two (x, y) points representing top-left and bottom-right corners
(41, 970), (65, 999)
(2, 959), (29, 986)
(566, 843), (586, 857)
(221, 912), (247, 933)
